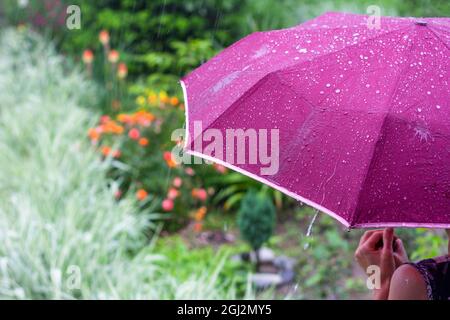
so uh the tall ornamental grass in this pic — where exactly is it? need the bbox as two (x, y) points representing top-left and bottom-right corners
(0, 29), (247, 299)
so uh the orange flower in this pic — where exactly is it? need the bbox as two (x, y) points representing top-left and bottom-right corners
(99, 30), (110, 45)
(128, 128), (140, 140)
(108, 50), (119, 63)
(117, 63), (128, 79)
(136, 189), (148, 201)
(170, 97), (179, 106)
(88, 128), (101, 141)
(117, 113), (131, 123)
(101, 146), (111, 156)
(82, 49), (94, 64)
(101, 120), (124, 135)
(194, 206), (207, 221)
(148, 93), (158, 105)
(163, 151), (178, 168)
(134, 110), (155, 126)
(159, 92), (169, 104)
(100, 146), (120, 158)
(138, 137), (149, 146)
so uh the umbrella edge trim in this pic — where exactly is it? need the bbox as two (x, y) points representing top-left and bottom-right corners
(186, 149), (352, 229)
(181, 79), (352, 229)
(181, 80), (191, 151)
(353, 222), (450, 229)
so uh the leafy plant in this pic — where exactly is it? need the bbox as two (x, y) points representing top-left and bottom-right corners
(207, 171), (293, 212)
(237, 191), (276, 269)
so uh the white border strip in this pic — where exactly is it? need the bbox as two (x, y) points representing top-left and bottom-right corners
(353, 222), (450, 229)
(186, 149), (352, 228)
(181, 80), (190, 150)
(180, 80), (450, 230)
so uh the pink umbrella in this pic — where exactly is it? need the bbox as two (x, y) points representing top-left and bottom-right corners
(181, 12), (450, 229)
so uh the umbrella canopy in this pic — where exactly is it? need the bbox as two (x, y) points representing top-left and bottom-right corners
(181, 12), (450, 229)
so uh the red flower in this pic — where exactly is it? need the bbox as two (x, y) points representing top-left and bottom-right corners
(117, 63), (128, 79)
(167, 188), (179, 200)
(162, 199), (174, 211)
(163, 151), (178, 168)
(191, 188), (207, 202)
(99, 30), (110, 45)
(100, 115), (110, 124)
(82, 49), (94, 64)
(128, 128), (140, 140)
(185, 167), (195, 176)
(172, 177), (182, 188)
(193, 222), (203, 233)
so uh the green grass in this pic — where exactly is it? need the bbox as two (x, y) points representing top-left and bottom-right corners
(0, 28), (249, 299)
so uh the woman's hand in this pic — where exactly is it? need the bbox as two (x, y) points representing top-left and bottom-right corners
(354, 228), (409, 299)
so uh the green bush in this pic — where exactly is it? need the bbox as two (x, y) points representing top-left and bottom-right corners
(237, 191), (276, 267)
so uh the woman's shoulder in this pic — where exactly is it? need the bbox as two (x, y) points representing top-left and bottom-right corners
(404, 255), (450, 300)
(388, 264), (429, 299)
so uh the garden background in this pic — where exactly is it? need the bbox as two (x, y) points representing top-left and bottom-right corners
(0, 0), (449, 299)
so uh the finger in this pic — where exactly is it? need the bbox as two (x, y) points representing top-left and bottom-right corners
(359, 230), (377, 246)
(382, 228), (394, 254)
(364, 231), (384, 249)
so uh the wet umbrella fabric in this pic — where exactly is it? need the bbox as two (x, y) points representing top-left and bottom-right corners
(181, 12), (450, 228)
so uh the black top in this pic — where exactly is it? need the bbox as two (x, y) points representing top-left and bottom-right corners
(407, 255), (450, 300)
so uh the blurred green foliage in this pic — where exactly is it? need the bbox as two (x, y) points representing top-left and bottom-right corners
(238, 191), (276, 254)
(154, 235), (251, 296)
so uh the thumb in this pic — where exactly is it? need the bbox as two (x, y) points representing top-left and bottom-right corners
(394, 238), (408, 259)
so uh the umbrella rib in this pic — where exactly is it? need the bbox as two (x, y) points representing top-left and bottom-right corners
(427, 26), (450, 51)
(349, 27), (418, 227)
(279, 26), (413, 77)
(200, 26), (413, 135)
